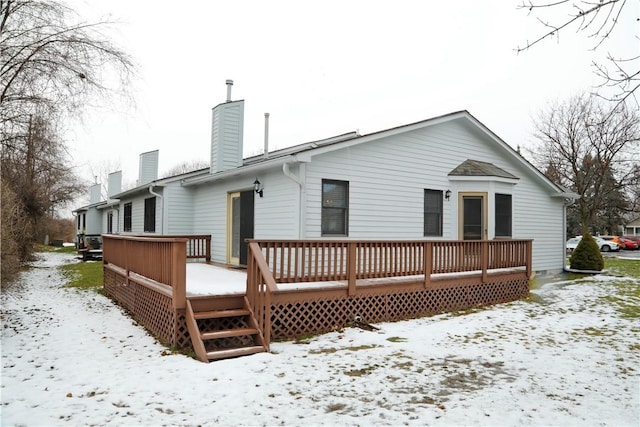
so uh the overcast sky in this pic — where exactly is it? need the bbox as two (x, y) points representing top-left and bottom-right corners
(66, 0), (637, 200)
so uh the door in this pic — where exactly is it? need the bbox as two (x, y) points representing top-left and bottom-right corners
(227, 190), (255, 266)
(460, 193), (487, 240)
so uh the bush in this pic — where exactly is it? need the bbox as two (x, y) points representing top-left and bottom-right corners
(570, 232), (604, 271)
(1, 179), (32, 284)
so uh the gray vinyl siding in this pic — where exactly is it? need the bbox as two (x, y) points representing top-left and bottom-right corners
(85, 208), (102, 235)
(165, 184), (195, 234)
(192, 183), (227, 264)
(192, 170), (300, 264)
(304, 123), (465, 239)
(118, 194), (157, 235)
(210, 101), (244, 173)
(303, 120), (565, 273)
(254, 169), (300, 239)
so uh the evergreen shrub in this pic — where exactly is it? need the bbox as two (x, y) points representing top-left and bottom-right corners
(570, 232), (604, 271)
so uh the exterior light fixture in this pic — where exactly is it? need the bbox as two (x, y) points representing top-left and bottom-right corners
(254, 179), (264, 198)
(445, 189), (452, 200)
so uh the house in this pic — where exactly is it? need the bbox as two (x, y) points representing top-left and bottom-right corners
(73, 170), (123, 243)
(624, 217), (640, 236)
(97, 80), (577, 276)
(73, 181), (104, 245)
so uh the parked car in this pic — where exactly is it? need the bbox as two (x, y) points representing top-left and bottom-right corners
(622, 235), (640, 246)
(600, 235), (638, 250)
(566, 236), (619, 254)
(618, 237), (639, 250)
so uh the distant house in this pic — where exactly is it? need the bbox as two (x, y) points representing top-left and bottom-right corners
(73, 170), (124, 244)
(81, 81), (578, 275)
(624, 217), (640, 236)
(72, 182), (105, 246)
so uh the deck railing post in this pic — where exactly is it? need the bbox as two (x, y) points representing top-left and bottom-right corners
(481, 240), (489, 283)
(423, 241), (432, 288)
(171, 240), (187, 310)
(124, 238), (130, 286)
(526, 240), (533, 279)
(347, 242), (357, 296)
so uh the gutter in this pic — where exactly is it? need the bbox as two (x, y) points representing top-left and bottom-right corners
(182, 155), (294, 187)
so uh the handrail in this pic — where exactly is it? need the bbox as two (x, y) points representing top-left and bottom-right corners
(246, 241), (278, 349)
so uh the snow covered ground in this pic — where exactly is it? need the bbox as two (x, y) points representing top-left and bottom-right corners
(1, 251), (639, 426)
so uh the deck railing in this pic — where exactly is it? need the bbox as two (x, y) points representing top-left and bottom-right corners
(102, 234), (211, 310)
(247, 239), (532, 346)
(253, 239), (532, 288)
(123, 234), (211, 262)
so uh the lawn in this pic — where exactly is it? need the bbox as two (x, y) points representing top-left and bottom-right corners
(1, 250), (638, 425)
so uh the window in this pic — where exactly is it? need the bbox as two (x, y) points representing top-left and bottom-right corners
(322, 179), (348, 236)
(424, 189), (443, 236)
(107, 211), (113, 234)
(144, 197), (156, 233)
(82, 214), (86, 230)
(124, 202), (132, 232)
(495, 193), (512, 237)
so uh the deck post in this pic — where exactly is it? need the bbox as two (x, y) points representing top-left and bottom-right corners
(124, 238), (130, 286)
(423, 241), (432, 288)
(172, 240), (187, 310)
(481, 240), (489, 283)
(526, 240), (533, 279)
(347, 242), (357, 296)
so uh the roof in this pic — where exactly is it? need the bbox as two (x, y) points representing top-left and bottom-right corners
(164, 110), (578, 200)
(110, 167), (208, 199)
(448, 159), (519, 180)
(72, 200), (107, 213)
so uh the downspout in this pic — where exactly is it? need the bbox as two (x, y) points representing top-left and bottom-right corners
(283, 162), (304, 238)
(111, 202), (120, 234)
(562, 197), (575, 272)
(149, 186), (164, 235)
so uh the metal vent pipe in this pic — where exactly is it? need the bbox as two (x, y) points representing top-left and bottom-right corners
(264, 112), (270, 159)
(225, 79), (233, 102)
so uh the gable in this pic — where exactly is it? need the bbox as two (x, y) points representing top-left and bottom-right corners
(449, 159), (519, 180)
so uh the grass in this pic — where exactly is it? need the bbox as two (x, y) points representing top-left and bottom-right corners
(35, 243), (76, 254)
(604, 257), (640, 278)
(33, 244), (104, 290)
(59, 259), (103, 290)
(601, 256), (640, 319)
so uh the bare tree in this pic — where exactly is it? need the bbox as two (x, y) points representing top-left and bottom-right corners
(160, 159), (209, 179)
(0, 0), (134, 281)
(517, 0), (639, 107)
(0, 1), (134, 129)
(530, 94), (640, 234)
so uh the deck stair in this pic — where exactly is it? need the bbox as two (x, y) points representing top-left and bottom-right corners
(185, 296), (267, 363)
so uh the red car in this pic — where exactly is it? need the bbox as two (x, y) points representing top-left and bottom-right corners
(619, 236), (639, 250)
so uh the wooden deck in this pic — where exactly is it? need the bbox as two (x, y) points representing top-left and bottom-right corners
(102, 235), (532, 362)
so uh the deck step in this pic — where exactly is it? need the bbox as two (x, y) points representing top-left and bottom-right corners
(194, 308), (250, 320)
(186, 298), (268, 363)
(201, 327), (259, 340)
(206, 346), (266, 361)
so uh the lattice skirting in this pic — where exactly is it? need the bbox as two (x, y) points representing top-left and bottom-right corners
(269, 277), (529, 339)
(104, 268), (190, 349)
(105, 266), (528, 351)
